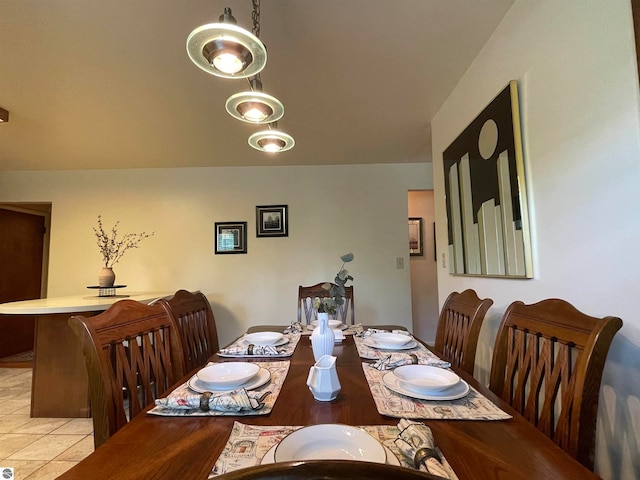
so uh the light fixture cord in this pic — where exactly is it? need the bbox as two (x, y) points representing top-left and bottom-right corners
(251, 0), (261, 38)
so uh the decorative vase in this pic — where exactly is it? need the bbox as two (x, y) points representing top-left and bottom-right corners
(311, 312), (335, 362)
(98, 267), (116, 287)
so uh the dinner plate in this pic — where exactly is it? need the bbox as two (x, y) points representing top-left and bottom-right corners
(382, 371), (470, 401)
(369, 332), (413, 347)
(243, 336), (290, 347)
(393, 365), (460, 393)
(197, 362), (260, 388)
(243, 331), (284, 346)
(273, 424), (386, 464)
(363, 337), (418, 350)
(188, 367), (271, 393)
(261, 443), (400, 466)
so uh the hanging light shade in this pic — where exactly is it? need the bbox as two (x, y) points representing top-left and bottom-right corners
(186, 7), (267, 79)
(225, 77), (284, 124)
(248, 124), (295, 153)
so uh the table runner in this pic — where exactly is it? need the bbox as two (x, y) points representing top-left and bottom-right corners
(148, 360), (290, 417)
(362, 364), (511, 420)
(218, 333), (302, 357)
(209, 421), (459, 479)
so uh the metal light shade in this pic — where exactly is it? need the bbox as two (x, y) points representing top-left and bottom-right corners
(248, 129), (295, 153)
(225, 91), (284, 124)
(186, 8), (267, 79)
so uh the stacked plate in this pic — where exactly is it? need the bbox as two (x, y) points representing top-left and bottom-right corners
(363, 332), (417, 350)
(188, 362), (271, 394)
(271, 424), (389, 464)
(382, 365), (470, 401)
(243, 331), (287, 346)
(309, 319), (348, 330)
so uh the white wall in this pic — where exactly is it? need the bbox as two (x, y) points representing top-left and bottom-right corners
(0, 163), (432, 347)
(408, 190), (439, 342)
(431, 1), (640, 478)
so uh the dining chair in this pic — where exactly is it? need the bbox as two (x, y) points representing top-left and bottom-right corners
(297, 283), (355, 325)
(488, 298), (622, 470)
(433, 289), (493, 375)
(157, 289), (219, 372)
(215, 460), (442, 479)
(69, 299), (186, 449)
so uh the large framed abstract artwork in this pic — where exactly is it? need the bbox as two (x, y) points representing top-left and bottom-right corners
(442, 80), (532, 278)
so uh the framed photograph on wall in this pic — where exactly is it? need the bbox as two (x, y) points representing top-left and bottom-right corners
(408, 217), (423, 256)
(215, 222), (247, 254)
(256, 205), (288, 237)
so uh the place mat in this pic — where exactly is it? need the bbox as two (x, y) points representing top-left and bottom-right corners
(147, 361), (290, 417)
(219, 333), (302, 357)
(209, 421), (459, 479)
(354, 333), (432, 360)
(362, 364), (511, 420)
(294, 322), (364, 336)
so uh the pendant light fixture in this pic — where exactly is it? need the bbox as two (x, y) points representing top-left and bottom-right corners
(248, 123), (295, 153)
(225, 74), (284, 124)
(186, 2), (267, 79)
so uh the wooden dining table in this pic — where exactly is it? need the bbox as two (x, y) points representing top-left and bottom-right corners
(57, 326), (600, 480)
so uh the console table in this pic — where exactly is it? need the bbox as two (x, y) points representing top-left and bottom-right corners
(0, 292), (170, 418)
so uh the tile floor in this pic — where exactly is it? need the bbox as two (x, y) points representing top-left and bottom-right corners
(0, 368), (94, 479)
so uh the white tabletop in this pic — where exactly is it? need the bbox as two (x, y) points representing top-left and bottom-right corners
(0, 292), (171, 315)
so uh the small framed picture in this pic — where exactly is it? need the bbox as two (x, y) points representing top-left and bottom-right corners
(215, 222), (247, 254)
(409, 217), (424, 256)
(256, 205), (288, 237)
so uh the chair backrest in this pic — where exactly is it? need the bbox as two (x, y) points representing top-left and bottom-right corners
(69, 299), (186, 449)
(297, 283), (355, 325)
(489, 298), (622, 470)
(157, 289), (219, 372)
(433, 289), (493, 375)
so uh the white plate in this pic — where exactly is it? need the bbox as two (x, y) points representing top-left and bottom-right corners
(261, 442), (399, 466)
(196, 362), (260, 388)
(243, 336), (290, 347)
(274, 424), (386, 464)
(188, 367), (271, 393)
(393, 365), (460, 393)
(307, 323), (348, 331)
(370, 332), (413, 347)
(382, 371), (470, 401)
(310, 319), (343, 329)
(363, 337), (418, 350)
(244, 331), (284, 346)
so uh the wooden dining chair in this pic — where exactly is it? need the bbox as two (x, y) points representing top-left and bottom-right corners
(433, 289), (493, 375)
(297, 283), (355, 325)
(69, 299), (186, 449)
(489, 298), (622, 470)
(215, 460), (443, 479)
(157, 289), (219, 372)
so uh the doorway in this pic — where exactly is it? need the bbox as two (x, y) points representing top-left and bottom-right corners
(408, 190), (439, 343)
(0, 203), (51, 363)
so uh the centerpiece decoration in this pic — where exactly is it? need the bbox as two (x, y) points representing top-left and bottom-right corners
(93, 215), (154, 287)
(311, 252), (354, 361)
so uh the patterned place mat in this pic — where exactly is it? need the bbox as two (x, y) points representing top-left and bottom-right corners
(354, 333), (432, 360)
(218, 333), (302, 357)
(209, 421), (459, 479)
(148, 361), (290, 417)
(362, 364), (511, 420)
(298, 323), (364, 336)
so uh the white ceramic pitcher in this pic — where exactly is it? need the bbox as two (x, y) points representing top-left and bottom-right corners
(306, 354), (341, 401)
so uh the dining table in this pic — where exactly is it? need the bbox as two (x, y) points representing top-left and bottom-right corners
(56, 324), (600, 480)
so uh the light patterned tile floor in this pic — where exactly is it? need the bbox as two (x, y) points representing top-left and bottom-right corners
(0, 368), (94, 480)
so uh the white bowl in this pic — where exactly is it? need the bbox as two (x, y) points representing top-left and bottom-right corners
(196, 362), (260, 388)
(274, 424), (386, 463)
(311, 319), (343, 329)
(370, 332), (412, 347)
(393, 365), (460, 393)
(244, 331), (284, 346)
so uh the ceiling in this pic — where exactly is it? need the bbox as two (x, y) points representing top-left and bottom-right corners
(0, 0), (514, 171)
